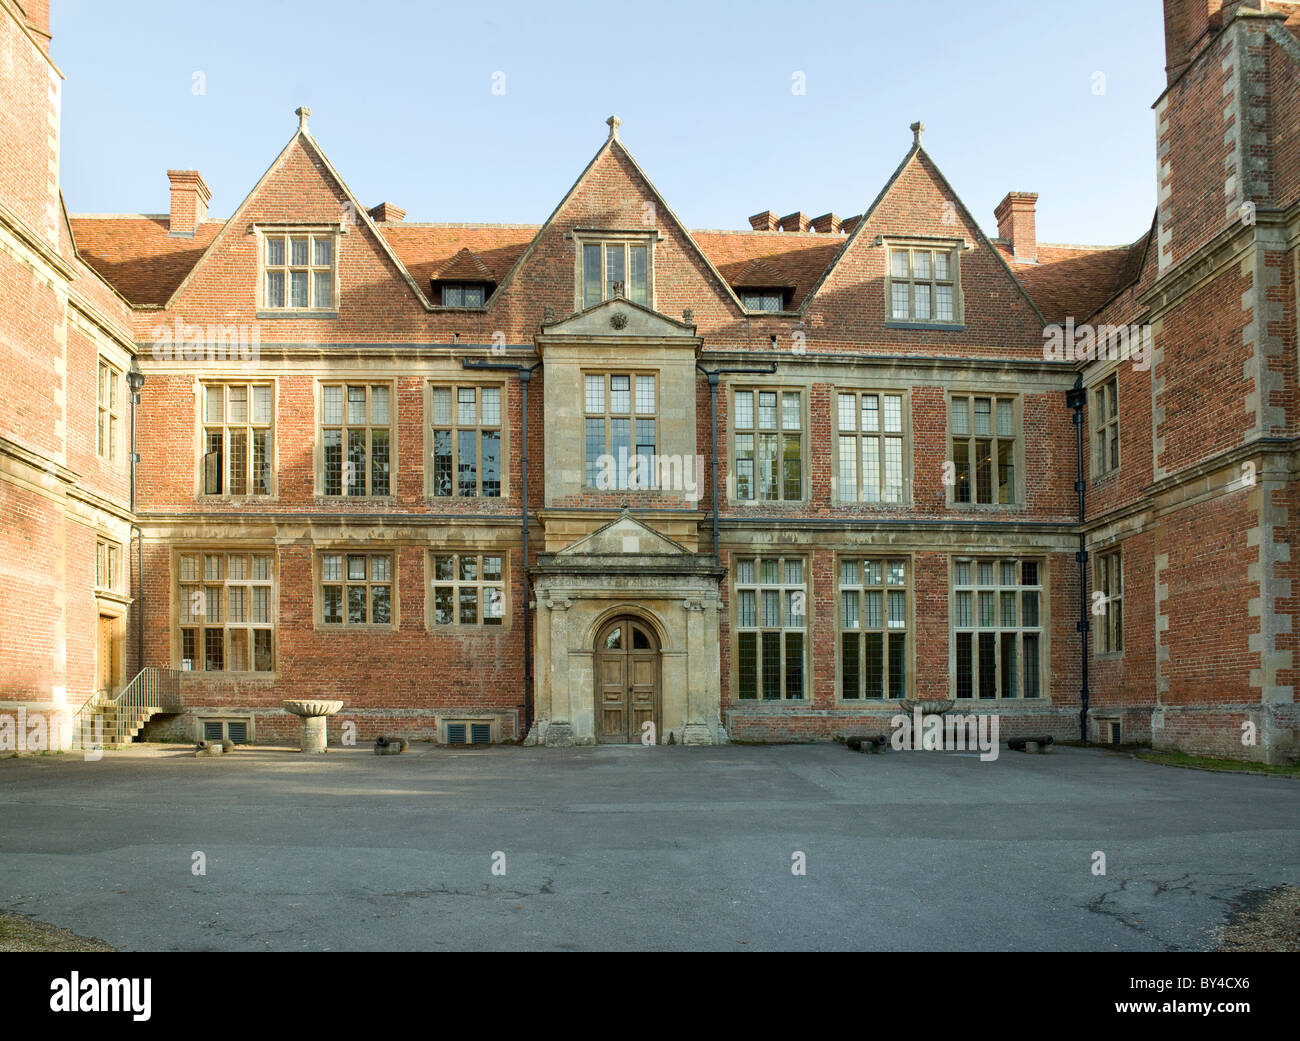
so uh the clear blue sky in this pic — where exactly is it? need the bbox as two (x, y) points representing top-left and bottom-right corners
(52, 0), (1166, 246)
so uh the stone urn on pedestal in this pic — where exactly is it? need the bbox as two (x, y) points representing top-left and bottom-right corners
(282, 700), (343, 753)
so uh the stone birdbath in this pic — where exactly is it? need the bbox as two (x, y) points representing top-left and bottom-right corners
(283, 700), (343, 754)
(898, 698), (956, 717)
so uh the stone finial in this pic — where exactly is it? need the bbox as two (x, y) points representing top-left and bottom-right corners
(910, 121), (924, 148)
(296, 106), (312, 133)
(606, 115), (621, 141)
(543, 305), (555, 324)
(682, 308), (694, 326)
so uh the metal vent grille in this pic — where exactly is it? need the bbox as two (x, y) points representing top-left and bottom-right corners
(227, 721), (248, 745)
(470, 723), (491, 745)
(446, 723), (467, 745)
(203, 721), (223, 741)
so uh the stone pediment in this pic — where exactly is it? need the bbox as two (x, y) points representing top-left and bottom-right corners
(540, 297), (697, 340)
(556, 513), (693, 559)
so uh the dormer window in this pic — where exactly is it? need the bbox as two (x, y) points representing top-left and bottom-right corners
(740, 290), (788, 313)
(576, 233), (653, 310)
(441, 283), (487, 307)
(260, 229), (337, 312)
(885, 242), (962, 325)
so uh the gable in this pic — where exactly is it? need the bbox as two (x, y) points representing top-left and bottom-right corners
(557, 514), (693, 558)
(485, 137), (747, 336)
(154, 131), (433, 328)
(804, 146), (1050, 357)
(541, 296), (696, 339)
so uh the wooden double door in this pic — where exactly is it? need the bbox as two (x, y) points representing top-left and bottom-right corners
(595, 617), (660, 744)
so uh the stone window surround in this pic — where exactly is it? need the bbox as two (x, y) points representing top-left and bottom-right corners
(1095, 547), (1123, 657)
(425, 549), (509, 630)
(174, 548), (278, 675)
(313, 547), (398, 631)
(570, 228), (660, 313)
(882, 235), (966, 328)
(731, 554), (808, 703)
(315, 380), (396, 499)
(95, 538), (122, 594)
(254, 223), (339, 315)
(833, 387), (912, 506)
(949, 556), (1048, 702)
(425, 381), (507, 499)
(198, 380), (276, 498)
(1092, 371), (1121, 478)
(836, 554), (914, 702)
(945, 390), (1025, 509)
(727, 383), (808, 505)
(97, 356), (122, 464)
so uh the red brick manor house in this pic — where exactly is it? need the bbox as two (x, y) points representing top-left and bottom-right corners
(2, 0), (1298, 761)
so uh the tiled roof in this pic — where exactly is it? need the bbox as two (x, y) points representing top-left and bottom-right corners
(996, 239), (1145, 325)
(375, 223), (537, 291)
(690, 231), (846, 309)
(68, 216), (222, 307)
(431, 246), (497, 283)
(70, 208), (1146, 323)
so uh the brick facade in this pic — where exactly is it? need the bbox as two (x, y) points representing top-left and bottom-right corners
(1, 0), (1297, 760)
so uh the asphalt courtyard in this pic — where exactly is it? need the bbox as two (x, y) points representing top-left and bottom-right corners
(0, 742), (1295, 951)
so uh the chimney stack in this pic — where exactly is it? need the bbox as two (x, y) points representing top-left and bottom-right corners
(779, 212), (810, 233)
(995, 192), (1038, 262)
(810, 212), (842, 234)
(1162, 1), (1262, 85)
(369, 202), (406, 223)
(749, 210), (780, 231)
(167, 170), (211, 238)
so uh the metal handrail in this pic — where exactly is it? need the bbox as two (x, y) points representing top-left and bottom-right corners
(73, 667), (182, 748)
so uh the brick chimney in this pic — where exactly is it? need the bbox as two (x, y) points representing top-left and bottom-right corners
(749, 210), (779, 231)
(18, 0), (51, 53)
(369, 202), (406, 223)
(810, 212), (842, 234)
(779, 212), (810, 233)
(1162, 1), (1261, 84)
(995, 192), (1038, 262)
(167, 170), (211, 238)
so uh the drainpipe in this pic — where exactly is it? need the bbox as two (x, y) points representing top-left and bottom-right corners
(1066, 377), (1089, 744)
(462, 358), (539, 735)
(695, 363), (777, 565)
(127, 367), (146, 677)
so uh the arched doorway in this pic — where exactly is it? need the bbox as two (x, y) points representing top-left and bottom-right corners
(594, 616), (661, 744)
